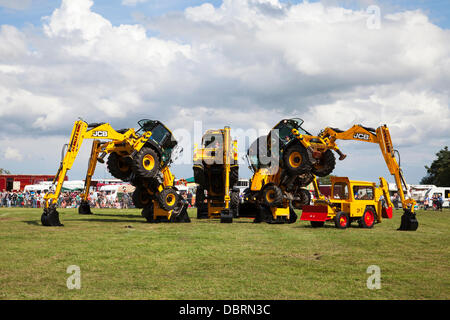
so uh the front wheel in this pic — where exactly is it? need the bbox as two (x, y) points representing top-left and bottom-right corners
(334, 211), (350, 229)
(359, 208), (376, 228)
(158, 188), (179, 211)
(261, 185), (283, 207)
(133, 147), (160, 179)
(283, 144), (312, 175)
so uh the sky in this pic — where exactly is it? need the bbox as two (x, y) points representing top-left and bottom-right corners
(0, 0), (449, 185)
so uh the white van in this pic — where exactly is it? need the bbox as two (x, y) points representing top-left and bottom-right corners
(424, 187), (450, 207)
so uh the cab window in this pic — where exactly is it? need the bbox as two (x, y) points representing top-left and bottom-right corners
(333, 182), (349, 200)
(353, 186), (374, 200)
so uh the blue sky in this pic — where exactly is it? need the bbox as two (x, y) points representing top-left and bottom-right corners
(1, 0), (449, 29)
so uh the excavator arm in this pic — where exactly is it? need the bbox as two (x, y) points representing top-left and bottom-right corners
(318, 124), (418, 231)
(41, 120), (137, 226)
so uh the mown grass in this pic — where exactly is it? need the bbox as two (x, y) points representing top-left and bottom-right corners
(0, 207), (449, 300)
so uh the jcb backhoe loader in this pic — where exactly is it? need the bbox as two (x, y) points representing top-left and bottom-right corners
(316, 124), (418, 231)
(193, 126), (239, 223)
(41, 119), (190, 226)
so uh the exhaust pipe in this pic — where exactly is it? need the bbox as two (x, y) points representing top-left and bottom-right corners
(398, 209), (418, 231)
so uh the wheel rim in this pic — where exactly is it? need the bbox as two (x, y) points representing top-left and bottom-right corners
(365, 211), (374, 226)
(166, 194), (176, 206)
(266, 190), (276, 203)
(339, 215), (347, 227)
(289, 151), (302, 168)
(142, 154), (155, 171)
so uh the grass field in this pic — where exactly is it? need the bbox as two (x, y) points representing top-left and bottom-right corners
(0, 207), (449, 300)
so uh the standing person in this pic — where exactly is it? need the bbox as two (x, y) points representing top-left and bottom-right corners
(437, 195), (444, 212)
(6, 192), (11, 207)
(0, 189), (5, 207)
(121, 188), (129, 209)
(424, 195), (429, 211)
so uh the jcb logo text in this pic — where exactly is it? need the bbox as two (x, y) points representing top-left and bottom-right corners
(353, 133), (370, 140)
(93, 131), (108, 137)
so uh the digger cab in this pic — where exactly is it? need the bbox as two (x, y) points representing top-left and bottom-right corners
(137, 119), (178, 166)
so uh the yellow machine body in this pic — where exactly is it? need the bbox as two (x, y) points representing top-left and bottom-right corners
(193, 127), (239, 222)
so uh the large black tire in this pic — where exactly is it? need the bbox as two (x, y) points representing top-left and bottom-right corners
(292, 188), (311, 209)
(193, 165), (206, 187)
(141, 203), (154, 222)
(230, 166), (239, 187)
(107, 152), (133, 181)
(312, 149), (336, 177)
(230, 190), (240, 217)
(195, 188), (205, 207)
(197, 203), (209, 219)
(261, 185), (283, 207)
(133, 147), (160, 179)
(359, 207), (376, 229)
(334, 211), (350, 229)
(283, 144), (312, 175)
(132, 187), (152, 209)
(157, 188), (179, 211)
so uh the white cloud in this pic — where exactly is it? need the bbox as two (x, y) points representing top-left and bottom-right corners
(4, 147), (23, 161)
(0, 0), (448, 182)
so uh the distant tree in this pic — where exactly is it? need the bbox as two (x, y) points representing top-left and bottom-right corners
(420, 146), (450, 187)
(0, 168), (11, 174)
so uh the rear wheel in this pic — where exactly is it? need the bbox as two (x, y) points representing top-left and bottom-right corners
(334, 211), (350, 229)
(133, 147), (160, 179)
(283, 144), (311, 175)
(107, 152), (133, 181)
(311, 149), (336, 177)
(195, 187), (205, 207)
(132, 187), (152, 209)
(359, 207), (376, 228)
(261, 185), (283, 207)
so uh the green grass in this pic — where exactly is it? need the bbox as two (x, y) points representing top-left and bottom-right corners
(0, 207), (449, 300)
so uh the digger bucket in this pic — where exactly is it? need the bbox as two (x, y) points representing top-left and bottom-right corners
(78, 200), (93, 215)
(398, 209), (418, 231)
(170, 201), (191, 223)
(41, 205), (64, 227)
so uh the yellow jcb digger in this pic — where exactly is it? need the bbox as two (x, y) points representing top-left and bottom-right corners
(193, 126), (239, 223)
(41, 119), (190, 226)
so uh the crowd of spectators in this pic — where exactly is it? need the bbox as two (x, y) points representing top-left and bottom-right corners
(0, 190), (44, 208)
(1, 188), (196, 209)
